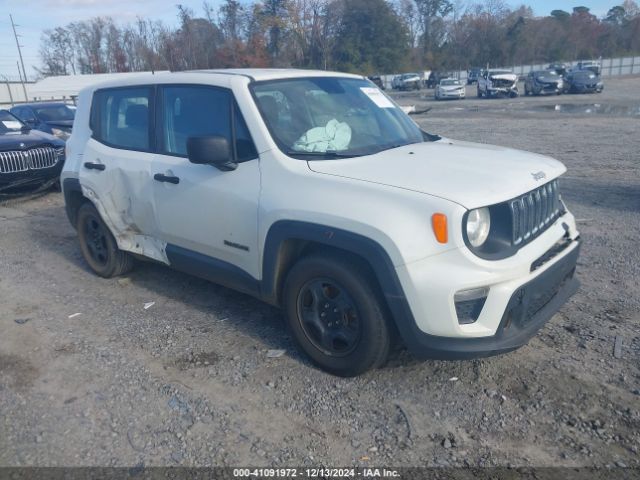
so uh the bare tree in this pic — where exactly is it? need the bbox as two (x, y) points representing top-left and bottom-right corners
(38, 27), (76, 76)
(36, 1), (640, 77)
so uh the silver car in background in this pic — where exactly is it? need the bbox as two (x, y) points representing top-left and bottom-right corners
(435, 78), (466, 100)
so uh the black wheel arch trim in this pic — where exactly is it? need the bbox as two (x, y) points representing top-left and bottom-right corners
(62, 177), (85, 228)
(261, 220), (426, 353)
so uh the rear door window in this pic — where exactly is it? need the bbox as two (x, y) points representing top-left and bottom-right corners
(92, 87), (152, 151)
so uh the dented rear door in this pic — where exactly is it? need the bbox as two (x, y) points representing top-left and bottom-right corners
(79, 86), (167, 263)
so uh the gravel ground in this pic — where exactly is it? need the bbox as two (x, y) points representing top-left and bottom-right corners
(0, 76), (639, 469)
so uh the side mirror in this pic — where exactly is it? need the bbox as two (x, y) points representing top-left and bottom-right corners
(186, 135), (237, 171)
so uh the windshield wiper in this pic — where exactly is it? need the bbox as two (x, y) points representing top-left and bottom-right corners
(286, 150), (358, 159)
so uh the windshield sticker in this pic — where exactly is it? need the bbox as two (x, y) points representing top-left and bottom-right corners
(293, 119), (352, 153)
(360, 87), (395, 109)
(2, 121), (22, 129)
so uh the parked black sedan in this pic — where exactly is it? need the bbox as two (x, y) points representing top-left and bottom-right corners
(564, 70), (604, 94)
(0, 110), (65, 193)
(524, 70), (564, 96)
(10, 102), (75, 141)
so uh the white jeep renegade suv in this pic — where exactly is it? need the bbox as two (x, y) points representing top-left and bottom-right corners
(62, 69), (581, 376)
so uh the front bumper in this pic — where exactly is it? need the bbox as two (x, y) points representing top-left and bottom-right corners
(439, 90), (465, 98)
(570, 84), (601, 93)
(401, 81), (421, 90)
(535, 83), (562, 94)
(0, 162), (63, 192)
(487, 87), (519, 97)
(393, 213), (580, 359)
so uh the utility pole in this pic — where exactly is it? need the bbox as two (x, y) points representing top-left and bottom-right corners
(10, 14), (29, 101)
(17, 62), (28, 101)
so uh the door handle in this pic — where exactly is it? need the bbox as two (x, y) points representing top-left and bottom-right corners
(154, 173), (180, 185)
(84, 162), (105, 171)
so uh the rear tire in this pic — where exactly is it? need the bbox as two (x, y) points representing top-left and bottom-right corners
(283, 253), (391, 377)
(77, 202), (134, 278)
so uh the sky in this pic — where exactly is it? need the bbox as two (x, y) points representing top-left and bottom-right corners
(0, 0), (621, 80)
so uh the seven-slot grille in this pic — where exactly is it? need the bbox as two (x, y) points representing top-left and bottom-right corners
(510, 179), (562, 246)
(0, 146), (61, 174)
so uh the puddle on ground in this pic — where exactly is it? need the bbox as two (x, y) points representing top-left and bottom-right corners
(533, 103), (640, 116)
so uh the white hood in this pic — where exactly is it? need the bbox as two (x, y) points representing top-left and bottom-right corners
(307, 139), (566, 209)
(489, 73), (518, 82)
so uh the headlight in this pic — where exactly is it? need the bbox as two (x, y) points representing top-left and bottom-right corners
(466, 207), (491, 247)
(51, 128), (71, 140)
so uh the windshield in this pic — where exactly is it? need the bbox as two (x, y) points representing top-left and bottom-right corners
(441, 79), (461, 86)
(535, 70), (558, 77)
(251, 77), (425, 158)
(0, 110), (24, 133)
(34, 105), (75, 122)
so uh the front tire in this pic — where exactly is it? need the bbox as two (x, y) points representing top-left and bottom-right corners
(283, 253), (391, 377)
(77, 202), (134, 278)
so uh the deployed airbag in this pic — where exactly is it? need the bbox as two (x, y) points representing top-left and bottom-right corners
(293, 119), (351, 153)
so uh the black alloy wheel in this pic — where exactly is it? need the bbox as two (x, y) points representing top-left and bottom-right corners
(77, 202), (134, 278)
(297, 278), (361, 357)
(84, 214), (109, 267)
(283, 253), (391, 376)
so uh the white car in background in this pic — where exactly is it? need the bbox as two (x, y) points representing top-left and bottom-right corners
(477, 69), (519, 98)
(435, 78), (466, 100)
(61, 69), (580, 376)
(393, 73), (422, 90)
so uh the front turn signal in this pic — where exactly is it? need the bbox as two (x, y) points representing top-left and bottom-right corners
(432, 213), (448, 244)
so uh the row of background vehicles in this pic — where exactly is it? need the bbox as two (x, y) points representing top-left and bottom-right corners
(384, 59), (604, 100)
(0, 102), (74, 194)
(470, 60), (604, 98)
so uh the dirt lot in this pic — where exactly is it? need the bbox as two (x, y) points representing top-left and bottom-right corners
(1, 76), (639, 469)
